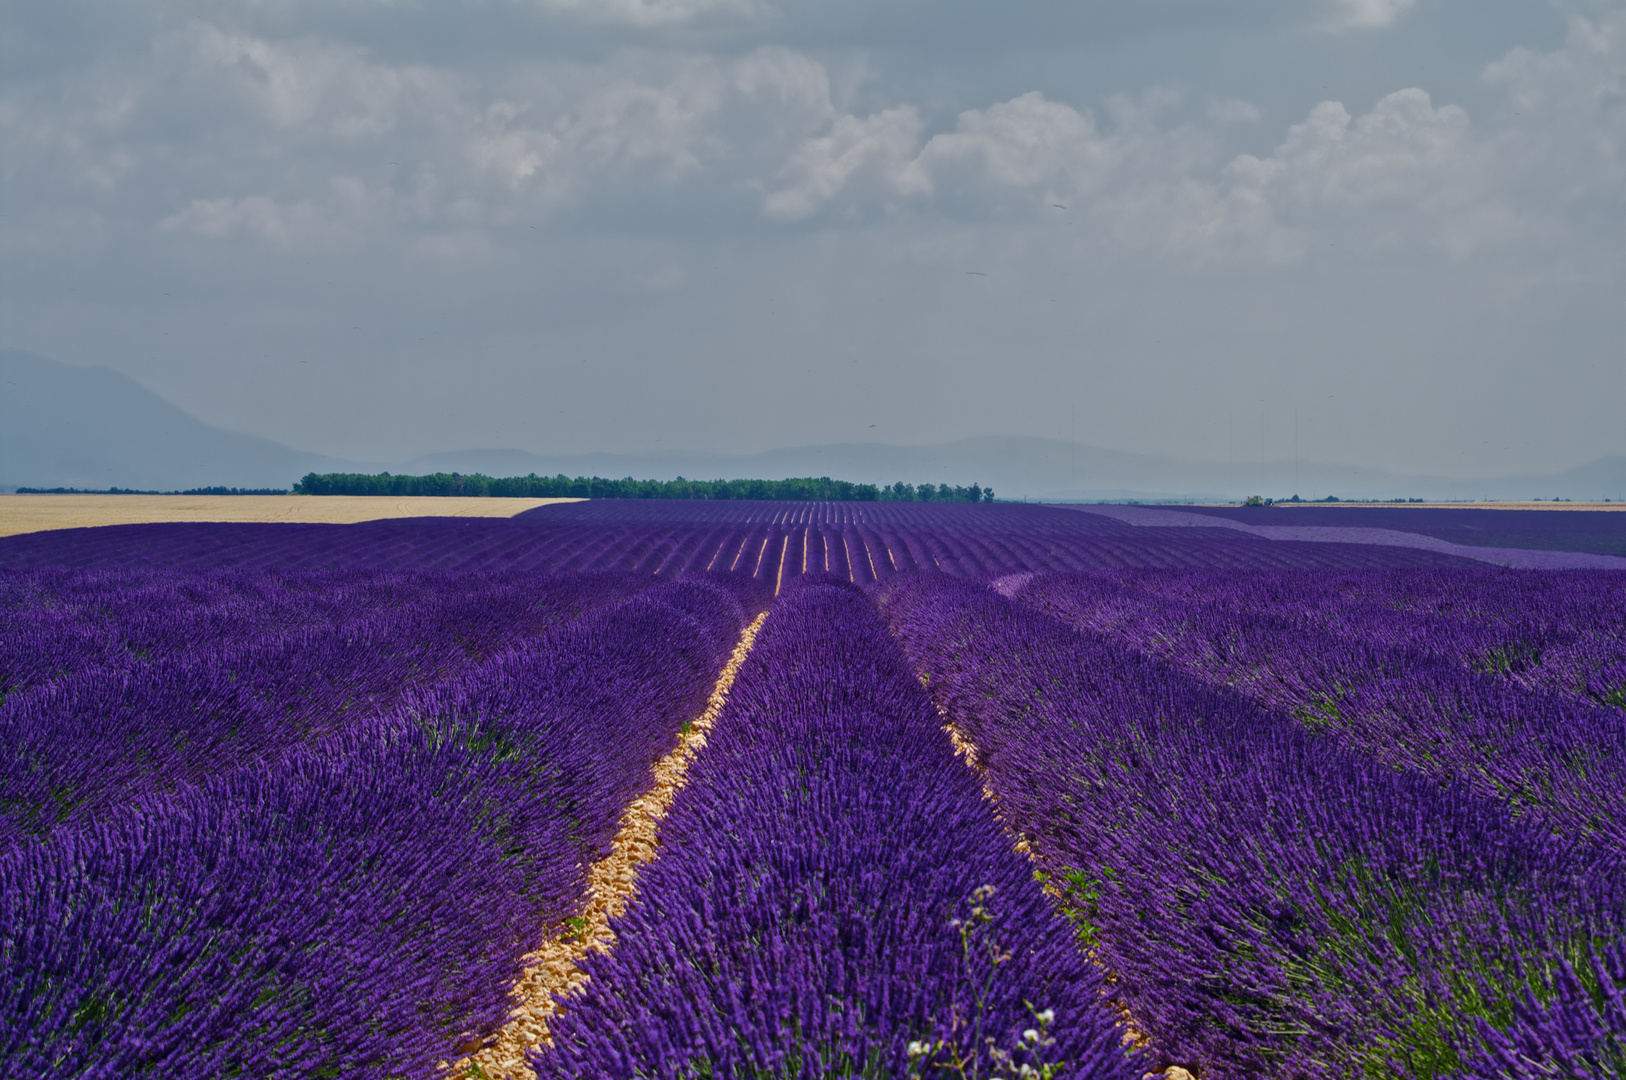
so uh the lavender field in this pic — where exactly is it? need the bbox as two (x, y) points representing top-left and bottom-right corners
(2, 502), (1622, 1079)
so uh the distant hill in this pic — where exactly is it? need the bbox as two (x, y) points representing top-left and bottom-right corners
(4, 350), (1620, 500)
(0, 351), (366, 491)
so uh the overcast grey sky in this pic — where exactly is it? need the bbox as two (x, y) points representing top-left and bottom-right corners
(2, 0), (1621, 477)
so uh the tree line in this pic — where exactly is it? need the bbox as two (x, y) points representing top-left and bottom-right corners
(292, 472), (995, 502)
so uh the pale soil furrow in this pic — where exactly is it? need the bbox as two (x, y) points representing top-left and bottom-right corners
(448, 610), (769, 1080)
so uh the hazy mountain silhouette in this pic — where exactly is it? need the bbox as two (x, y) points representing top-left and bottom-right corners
(0, 351), (368, 491)
(5, 351), (1620, 501)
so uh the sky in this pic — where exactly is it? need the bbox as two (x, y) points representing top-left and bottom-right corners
(2, 0), (1621, 478)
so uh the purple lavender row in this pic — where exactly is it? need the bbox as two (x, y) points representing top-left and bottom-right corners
(1012, 572), (1626, 849)
(1097, 566), (1626, 711)
(527, 501), (1474, 574)
(1110, 567), (1626, 709)
(0, 566), (366, 694)
(1, 578), (744, 1079)
(879, 574), (1626, 1080)
(1172, 504), (1626, 558)
(0, 504), (1475, 576)
(0, 569), (660, 849)
(519, 504), (1472, 578)
(1354, 570), (1626, 707)
(536, 575), (1139, 1080)
(0, 566), (655, 698)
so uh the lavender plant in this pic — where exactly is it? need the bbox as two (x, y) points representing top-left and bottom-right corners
(0, 502), (1472, 580)
(0, 569), (657, 849)
(536, 576), (1138, 1080)
(879, 573), (1626, 1080)
(1455, 942), (1626, 1079)
(1014, 571), (1626, 849)
(1104, 567), (1625, 709)
(1, 579), (743, 1078)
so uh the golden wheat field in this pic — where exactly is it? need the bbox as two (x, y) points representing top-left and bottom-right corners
(0, 495), (584, 539)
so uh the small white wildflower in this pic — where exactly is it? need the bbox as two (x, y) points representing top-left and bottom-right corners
(1036, 1008), (1055, 1026)
(1023, 1028), (1040, 1044)
(907, 1041), (927, 1057)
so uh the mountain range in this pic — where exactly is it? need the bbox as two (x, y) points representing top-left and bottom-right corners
(4, 351), (1622, 502)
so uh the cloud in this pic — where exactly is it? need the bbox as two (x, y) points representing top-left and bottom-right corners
(762, 90), (1161, 219)
(167, 27), (750, 231)
(1221, 89), (1516, 258)
(731, 46), (844, 128)
(1320, 0), (1417, 31)
(1230, 90), (1474, 209)
(525, 0), (763, 27)
(156, 37), (893, 239)
(461, 71), (729, 201)
(158, 176), (380, 250)
(754, 26), (1615, 268)
(16, 6), (1603, 276)
(907, 92), (1115, 194)
(0, 81), (140, 195)
(762, 89), (1292, 261)
(763, 106), (921, 219)
(144, 37), (857, 246)
(161, 194), (320, 243)
(180, 21), (461, 141)
(1482, 6), (1625, 197)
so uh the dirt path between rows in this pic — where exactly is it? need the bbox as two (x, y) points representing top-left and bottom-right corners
(447, 610), (768, 1080)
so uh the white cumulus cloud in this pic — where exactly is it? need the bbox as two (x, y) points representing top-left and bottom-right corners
(1228, 90), (1474, 210)
(525, 0), (762, 27)
(180, 21), (461, 141)
(0, 82), (141, 194)
(1320, 0), (1417, 31)
(91, 6), (1611, 274)
(763, 106), (922, 219)
(159, 176), (381, 250)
